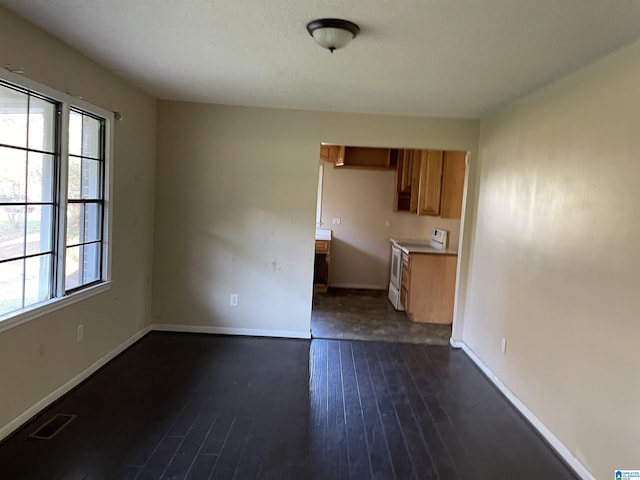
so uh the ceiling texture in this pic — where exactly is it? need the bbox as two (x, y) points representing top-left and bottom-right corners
(3, 0), (640, 118)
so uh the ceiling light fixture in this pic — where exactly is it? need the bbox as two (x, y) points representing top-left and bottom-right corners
(306, 18), (360, 53)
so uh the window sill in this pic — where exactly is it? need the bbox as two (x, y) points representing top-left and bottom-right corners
(0, 282), (112, 334)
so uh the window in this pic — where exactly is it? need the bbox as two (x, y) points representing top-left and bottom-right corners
(0, 71), (112, 327)
(66, 110), (105, 291)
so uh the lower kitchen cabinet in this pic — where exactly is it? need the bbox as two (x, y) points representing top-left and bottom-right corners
(402, 252), (457, 324)
(314, 239), (331, 292)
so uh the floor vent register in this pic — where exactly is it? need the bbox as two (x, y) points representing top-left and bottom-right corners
(29, 414), (77, 440)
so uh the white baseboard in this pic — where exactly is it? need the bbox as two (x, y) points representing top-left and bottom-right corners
(458, 342), (594, 480)
(0, 325), (152, 443)
(329, 283), (387, 290)
(151, 323), (311, 340)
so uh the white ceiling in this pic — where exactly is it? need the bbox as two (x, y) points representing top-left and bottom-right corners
(3, 0), (640, 118)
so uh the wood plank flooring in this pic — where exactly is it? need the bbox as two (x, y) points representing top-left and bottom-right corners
(0, 332), (578, 479)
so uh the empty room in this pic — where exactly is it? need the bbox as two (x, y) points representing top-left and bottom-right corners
(0, 2), (638, 479)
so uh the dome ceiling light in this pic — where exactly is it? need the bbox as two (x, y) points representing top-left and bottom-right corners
(306, 18), (360, 53)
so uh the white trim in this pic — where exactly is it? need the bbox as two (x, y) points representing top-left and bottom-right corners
(458, 342), (595, 480)
(450, 150), (471, 340)
(56, 102), (70, 297)
(102, 110), (114, 282)
(0, 282), (111, 334)
(316, 163), (324, 227)
(329, 283), (387, 290)
(0, 325), (151, 442)
(449, 337), (463, 348)
(151, 323), (312, 340)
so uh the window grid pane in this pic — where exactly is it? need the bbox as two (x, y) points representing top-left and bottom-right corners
(0, 85), (28, 149)
(0, 258), (24, 316)
(24, 253), (52, 306)
(0, 204), (26, 261)
(27, 152), (55, 202)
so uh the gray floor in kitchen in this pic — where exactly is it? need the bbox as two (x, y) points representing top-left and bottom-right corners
(311, 288), (452, 345)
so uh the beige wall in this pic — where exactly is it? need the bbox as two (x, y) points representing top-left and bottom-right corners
(153, 103), (478, 335)
(465, 38), (640, 478)
(0, 8), (156, 434)
(320, 159), (461, 288)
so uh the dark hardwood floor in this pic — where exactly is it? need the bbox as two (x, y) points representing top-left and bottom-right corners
(0, 332), (578, 479)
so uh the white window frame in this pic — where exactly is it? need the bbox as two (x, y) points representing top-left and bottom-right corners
(0, 69), (113, 333)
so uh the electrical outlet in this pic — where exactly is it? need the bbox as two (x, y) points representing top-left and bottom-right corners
(384, 220), (391, 227)
(501, 337), (507, 354)
(230, 293), (239, 306)
(77, 324), (84, 342)
(332, 217), (341, 225)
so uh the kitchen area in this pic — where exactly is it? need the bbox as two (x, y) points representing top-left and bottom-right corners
(312, 145), (467, 343)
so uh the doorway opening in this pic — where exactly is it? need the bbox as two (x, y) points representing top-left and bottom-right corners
(311, 144), (468, 345)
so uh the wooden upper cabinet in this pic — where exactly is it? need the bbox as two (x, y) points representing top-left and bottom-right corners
(394, 149), (444, 215)
(334, 146), (396, 169)
(393, 149), (411, 212)
(394, 149), (414, 212)
(417, 150), (443, 216)
(319, 144), (340, 163)
(399, 149), (413, 193)
(319, 144), (330, 161)
(440, 151), (466, 219)
(409, 150), (421, 213)
(334, 145), (346, 165)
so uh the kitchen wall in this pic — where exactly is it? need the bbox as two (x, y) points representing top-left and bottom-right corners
(464, 37), (640, 478)
(153, 103), (479, 336)
(0, 7), (157, 437)
(320, 158), (461, 288)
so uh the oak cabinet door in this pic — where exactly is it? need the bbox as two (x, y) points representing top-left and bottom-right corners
(417, 150), (443, 216)
(410, 150), (422, 213)
(394, 149), (414, 211)
(399, 149), (413, 193)
(440, 151), (466, 219)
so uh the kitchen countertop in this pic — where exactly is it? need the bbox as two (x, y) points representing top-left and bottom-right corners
(390, 237), (458, 256)
(315, 228), (332, 241)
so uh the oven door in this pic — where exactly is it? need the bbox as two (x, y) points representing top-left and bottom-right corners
(388, 283), (404, 311)
(390, 244), (402, 289)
